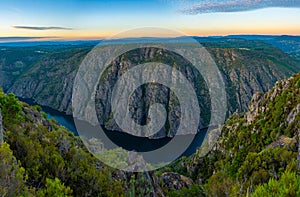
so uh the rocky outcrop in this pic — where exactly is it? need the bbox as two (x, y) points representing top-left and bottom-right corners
(245, 75), (300, 125)
(21, 103), (54, 132)
(159, 172), (193, 191)
(245, 92), (265, 124)
(287, 104), (300, 125)
(266, 136), (296, 149)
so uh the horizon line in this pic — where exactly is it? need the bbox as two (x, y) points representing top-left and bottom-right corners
(0, 33), (300, 43)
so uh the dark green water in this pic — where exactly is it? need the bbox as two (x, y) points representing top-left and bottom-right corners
(18, 97), (206, 157)
(44, 108), (207, 157)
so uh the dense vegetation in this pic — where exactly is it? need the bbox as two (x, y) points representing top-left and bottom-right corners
(0, 89), (125, 196)
(164, 72), (300, 196)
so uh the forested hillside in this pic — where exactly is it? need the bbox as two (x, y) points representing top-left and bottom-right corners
(0, 89), (125, 196)
(164, 72), (300, 196)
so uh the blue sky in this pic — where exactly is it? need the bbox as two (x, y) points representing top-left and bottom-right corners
(0, 0), (300, 41)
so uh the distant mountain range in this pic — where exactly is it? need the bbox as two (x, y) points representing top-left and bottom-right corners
(1, 34), (299, 61)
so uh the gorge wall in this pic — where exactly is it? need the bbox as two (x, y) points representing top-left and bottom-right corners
(1, 40), (299, 138)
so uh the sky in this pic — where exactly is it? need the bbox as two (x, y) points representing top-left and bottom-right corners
(0, 0), (300, 41)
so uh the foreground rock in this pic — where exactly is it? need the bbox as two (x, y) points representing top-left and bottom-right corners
(159, 172), (193, 190)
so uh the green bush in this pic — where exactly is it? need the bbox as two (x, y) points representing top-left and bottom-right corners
(251, 171), (300, 197)
(36, 178), (73, 197)
(0, 142), (28, 196)
(167, 185), (205, 197)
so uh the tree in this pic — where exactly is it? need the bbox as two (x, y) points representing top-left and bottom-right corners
(37, 178), (73, 197)
(0, 142), (27, 196)
(168, 185), (205, 197)
(251, 171), (300, 197)
(0, 91), (23, 128)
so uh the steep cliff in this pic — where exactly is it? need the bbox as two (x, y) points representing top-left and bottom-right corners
(4, 39), (300, 138)
(92, 41), (300, 137)
(95, 47), (211, 138)
(8, 47), (90, 114)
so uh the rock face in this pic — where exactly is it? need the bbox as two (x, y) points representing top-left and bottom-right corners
(208, 46), (299, 113)
(95, 47), (210, 138)
(286, 104), (300, 125)
(95, 44), (299, 138)
(159, 172), (193, 191)
(245, 75), (300, 125)
(21, 103), (54, 132)
(245, 92), (265, 124)
(7, 47), (90, 115)
(3, 40), (300, 138)
(267, 136), (296, 149)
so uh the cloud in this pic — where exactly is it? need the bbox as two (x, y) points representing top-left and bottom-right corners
(179, 0), (300, 14)
(0, 36), (59, 42)
(12, 26), (73, 30)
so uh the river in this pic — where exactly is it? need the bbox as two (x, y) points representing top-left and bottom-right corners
(18, 98), (206, 157)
